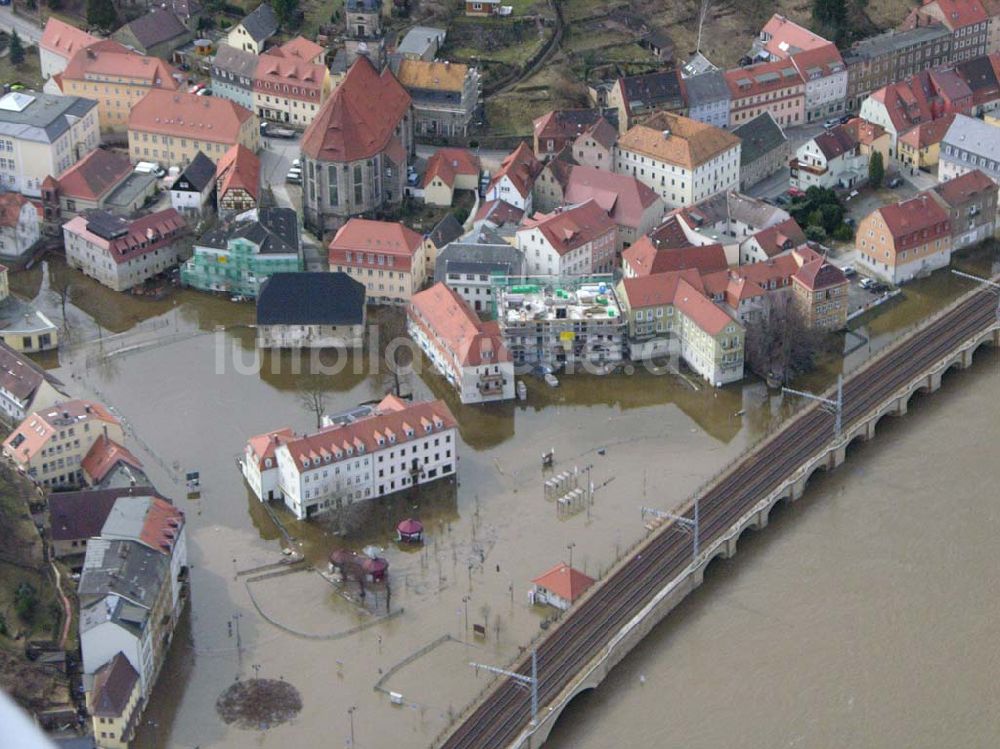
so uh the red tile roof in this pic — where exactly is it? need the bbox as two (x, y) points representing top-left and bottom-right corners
(760, 14), (831, 58)
(0, 193), (32, 228)
(898, 113), (955, 149)
(422, 147), (480, 189)
(788, 42), (845, 79)
(533, 109), (607, 142)
(922, 0), (989, 29)
(619, 268), (704, 308)
(91, 653), (139, 718)
(301, 57), (411, 163)
(724, 58), (804, 101)
(931, 168), (997, 207)
(408, 283), (511, 367)
(128, 90), (253, 145)
(40, 18), (99, 60)
(328, 218), (423, 273)
(137, 496), (184, 554)
(792, 256), (847, 292)
(247, 427), (295, 470)
(488, 142), (542, 199)
(474, 199), (524, 226)
(624, 235), (727, 275)
(254, 51), (327, 101)
(63, 208), (188, 266)
(749, 217), (806, 258)
(275, 35), (325, 63)
(3, 400), (119, 464)
(281, 395), (457, 472)
(877, 193), (951, 240)
(216, 143), (260, 203)
(562, 165), (661, 230)
(519, 200), (617, 256)
(532, 562), (594, 603)
(55, 149), (132, 202)
(63, 40), (179, 89)
(81, 434), (144, 485)
(673, 277), (739, 335)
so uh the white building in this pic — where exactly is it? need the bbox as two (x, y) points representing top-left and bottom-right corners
(790, 123), (869, 191)
(483, 142), (541, 212)
(168, 152), (216, 219)
(0, 192), (41, 257)
(615, 111), (741, 210)
(248, 396), (459, 520)
(242, 427), (295, 502)
(515, 200), (618, 276)
(938, 113), (1000, 187)
(39, 18), (99, 80)
(0, 342), (64, 424)
(62, 209), (190, 292)
(0, 91), (99, 198)
(789, 43), (847, 124)
(408, 283), (515, 404)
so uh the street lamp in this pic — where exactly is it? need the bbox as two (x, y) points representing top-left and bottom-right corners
(461, 595), (470, 634)
(566, 542), (576, 569)
(347, 706), (357, 747)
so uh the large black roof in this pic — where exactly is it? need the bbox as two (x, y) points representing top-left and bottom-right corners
(256, 272), (366, 326)
(174, 151), (216, 193)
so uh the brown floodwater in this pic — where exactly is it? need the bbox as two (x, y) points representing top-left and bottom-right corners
(14, 242), (998, 748)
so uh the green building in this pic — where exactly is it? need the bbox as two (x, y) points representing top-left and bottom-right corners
(181, 207), (302, 297)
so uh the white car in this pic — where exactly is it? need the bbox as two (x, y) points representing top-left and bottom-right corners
(292, 159), (301, 168)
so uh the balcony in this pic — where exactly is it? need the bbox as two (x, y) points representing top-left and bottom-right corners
(789, 158), (828, 177)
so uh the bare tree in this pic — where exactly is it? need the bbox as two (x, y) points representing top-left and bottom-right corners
(374, 307), (414, 398)
(296, 374), (329, 429)
(744, 296), (832, 384)
(50, 270), (72, 333)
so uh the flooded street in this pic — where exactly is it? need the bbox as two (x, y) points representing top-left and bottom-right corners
(16, 243), (999, 748)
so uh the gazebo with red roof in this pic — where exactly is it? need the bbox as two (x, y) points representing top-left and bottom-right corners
(396, 518), (424, 543)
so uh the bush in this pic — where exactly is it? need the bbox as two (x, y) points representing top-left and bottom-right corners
(14, 583), (37, 624)
(805, 225), (827, 242)
(832, 224), (853, 241)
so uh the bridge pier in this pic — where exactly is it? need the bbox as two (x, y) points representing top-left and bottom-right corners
(961, 346), (976, 368)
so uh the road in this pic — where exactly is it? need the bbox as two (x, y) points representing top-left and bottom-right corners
(440, 283), (999, 749)
(0, 6), (41, 45)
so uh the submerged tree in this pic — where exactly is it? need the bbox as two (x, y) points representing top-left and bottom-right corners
(296, 374), (329, 429)
(744, 296), (831, 383)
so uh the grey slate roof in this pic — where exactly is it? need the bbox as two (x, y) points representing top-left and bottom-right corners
(0, 92), (97, 144)
(239, 2), (278, 43)
(0, 339), (51, 402)
(212, 43), (259, 79)
(397, 26), (446, 57)
(174, 151), (216, 193)
(427, 213), (464, 248)
(48, 487), (159, 543)
(101, 496), (156, 541)
(733, 111), (787, 166)
(257, 272), (366, 326)
(941, 113), (1000, 157)
(842, 24), (951, 64)
(683, 70), (730, 107)
(118, 7), (188, 50)
(197, 207), (300, 255)
(78, 538), (169, 611)
(435, 242), (525, 283)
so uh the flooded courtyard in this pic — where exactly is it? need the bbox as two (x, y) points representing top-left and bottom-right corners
(17, 244), (998, 748)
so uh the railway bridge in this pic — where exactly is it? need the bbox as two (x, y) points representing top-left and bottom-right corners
(438, 281), (1000, 749)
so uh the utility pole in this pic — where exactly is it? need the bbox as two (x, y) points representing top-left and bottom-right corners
(642, 502), (700, 557)
(469, 649), (539, 726)
(347, 705), (356, 747)
(566, 542), (575, 569)
(952, 269), (1000, 320)
(782, 373), (843, 438)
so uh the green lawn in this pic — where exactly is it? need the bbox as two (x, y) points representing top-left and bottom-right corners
(0, 44), (43, 91)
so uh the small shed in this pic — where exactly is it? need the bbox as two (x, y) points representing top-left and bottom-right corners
(396, 518), (424, 543)
(529, 562), (595, 611)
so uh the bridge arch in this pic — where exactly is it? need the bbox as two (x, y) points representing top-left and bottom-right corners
(541, 686), (598, 745)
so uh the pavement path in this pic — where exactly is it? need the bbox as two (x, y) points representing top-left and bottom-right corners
(51, 560), (72, 649)
(0, 6), (42, 45)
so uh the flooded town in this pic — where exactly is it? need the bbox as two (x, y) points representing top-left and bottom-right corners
(0, 1), (999, 748)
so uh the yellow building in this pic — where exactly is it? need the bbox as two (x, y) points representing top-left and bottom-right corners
(128, 90), (259, 168)
(89, 653), (142, 749)
(59, 40), (180, 132)
(252, 52), (333, 128)
(896, 115), (955, 170)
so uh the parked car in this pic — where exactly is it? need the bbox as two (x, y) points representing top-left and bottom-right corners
(840, 113), (854, 124)
(824, 118), (839, 129)
(787, 187), (805, 198)
(844, 216), (856, 228)
(886, 176), (903, 188)
(841, 266), (856, 277)
(773, 194), (789, 205)
(286, 171), (302, 184)
(859, 277), (878, 289)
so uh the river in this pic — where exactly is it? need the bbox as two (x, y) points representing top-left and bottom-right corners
(547, 350), (1000, 749)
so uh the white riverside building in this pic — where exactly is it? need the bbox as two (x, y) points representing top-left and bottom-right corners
(243, 395), (458, 520)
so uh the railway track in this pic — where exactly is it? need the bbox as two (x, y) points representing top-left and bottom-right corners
(441, 287), (998, 749)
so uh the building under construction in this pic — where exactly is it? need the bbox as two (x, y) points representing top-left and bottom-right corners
(492, 276), (626, 369)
